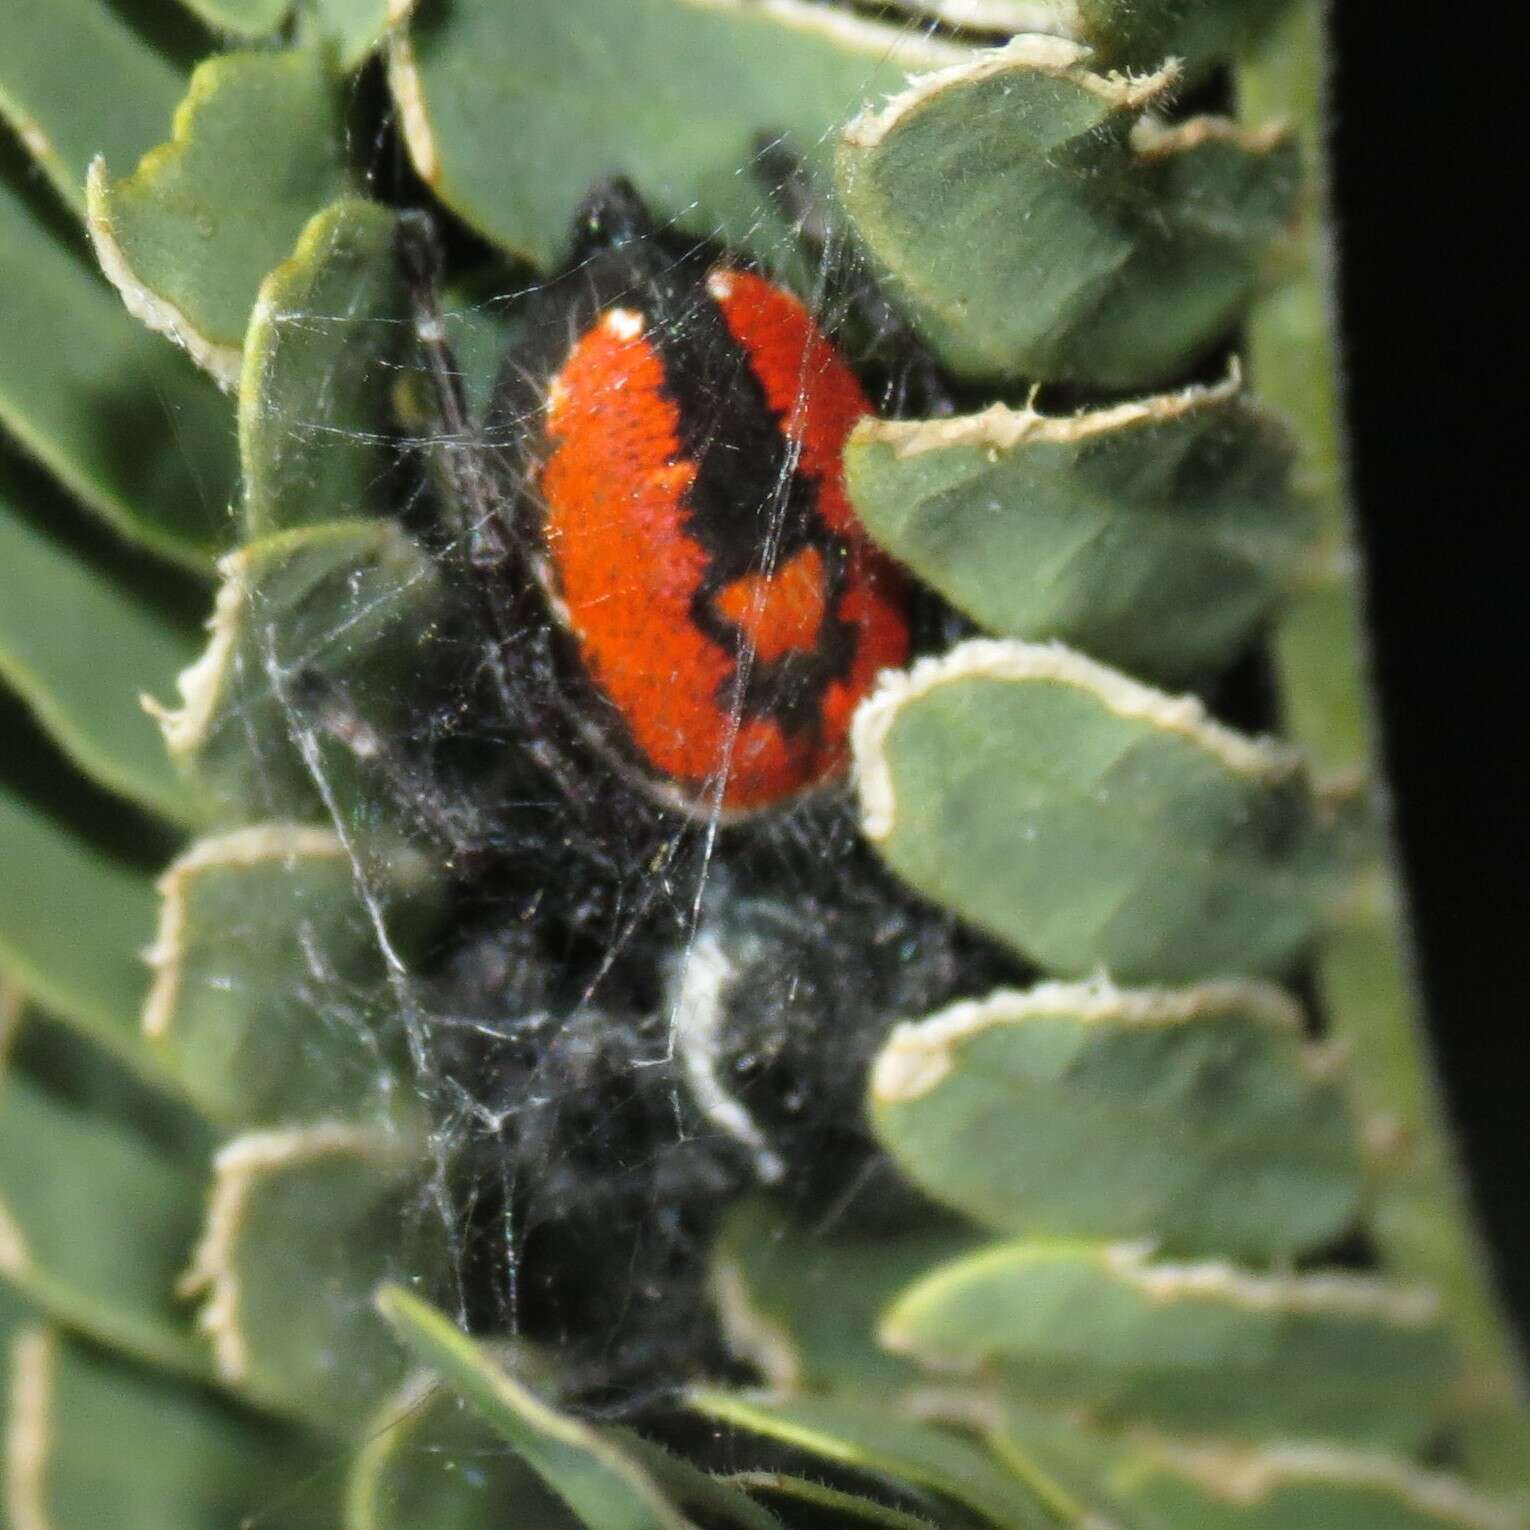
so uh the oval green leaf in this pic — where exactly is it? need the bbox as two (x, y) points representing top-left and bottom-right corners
(87, 47), (351, 387)
(375, 1284), (693, 1530)
(881, 1240), (1457, 1447)
(240, 199), (407, 538)
(853, 639), (1333, 983)
(845, 375), (1312, 685)
(0, 171), (235, 566)
(141, 823), (435, 1126)
(0, 0), (186, 214)
(389, 0), (970, 268)
(0, 1074), (207, 1377)
(0, 468), (203, 821)
(835, 37), (1298, 385)
(0, 785), (163, 1083)
(868, 978), (1363, 1259)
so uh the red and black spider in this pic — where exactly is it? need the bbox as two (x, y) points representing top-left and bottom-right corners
(319, 148), (1012, 1391)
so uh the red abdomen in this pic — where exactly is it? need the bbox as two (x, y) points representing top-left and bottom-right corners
(538, 266), (909, 812)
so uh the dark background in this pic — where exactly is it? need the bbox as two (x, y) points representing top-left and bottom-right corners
(1329, 11), (1527, 1344)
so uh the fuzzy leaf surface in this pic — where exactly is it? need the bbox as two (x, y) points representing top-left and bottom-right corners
(0, 785), (162, 1082)
(0, 466), (202, 821)
(240, 199), (408, 538)
(347, 1377), (585, 1530)
(882, 1241), (1456, 1447)
(0, 171), (235, 565)
(87, 47), (350, 386)
(182, 1125), (432, 1430)
(845, 379), (1310, 685)
(148, 519), (445, 822)
(377, 1285), (699, 1530)
(142, 824), (435, 1125)
(0, 1073), (206, 1376)
(0, 0), (186, 213)
(835, 37), (1298, 385)
(853, 639), (1332, 982)
(868, 979), (1363, 1258)
(389, 0), (971, 269)
(1, 1322), (335, 1528)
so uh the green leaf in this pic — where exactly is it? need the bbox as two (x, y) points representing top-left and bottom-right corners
(0, 785), (164, 1084)
(868, 977), (1363, 1259)
(1078, 0), (1296, 70)
(347, 1375), (584, 1529)
(173, 0), (291, 39)
(86, 47), (351, 388)
(692, 1391), (1055, 1530)
(0, 170), (235, 567)
(0, 466), (203, 821)
(142, 823), (436, 1125)
(0, 1073), (206, 1377)
(307, 0), (408, 68)
(146, 519), (446, 822)
(0, 0), (187, 213)
(852, 639), (1333, 983)
(1, 1322), (336, 1529)
(845, 375), (1312, 686)
(171, 0), (403, 65)
(376, 1284), (694, 1530)
(241, 199), (407, 538)
(727, 1474), (944, 1530)
(919, 1395), (1528, 1530)
(712, 1198), (981, 1396)
(881, 1240), (1456, 1447)
(182, 1124), (433, 1430)
(1111, 1439), (1528, 1530)
(835, 37), (1298, 385)
(388, 0), (972, 268)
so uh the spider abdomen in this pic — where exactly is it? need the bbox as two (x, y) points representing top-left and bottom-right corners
(535, 261), (908, 813)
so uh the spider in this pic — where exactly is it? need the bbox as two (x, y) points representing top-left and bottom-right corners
(314, 144), (1015, 1393)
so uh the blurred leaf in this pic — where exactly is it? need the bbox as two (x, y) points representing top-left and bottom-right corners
(388, 0), (972, 269)
(882, 1240), (1456, 1447)
(712, 1198), (981, 1396)
(728, 1473), (946, 1529)
(171, 0), (404, 64)
(0, 464), (203, 821)
(0, 1072), (206, 1376)
(0, 170), (235, 566)
(347, 1375), (584, 1530)
(182, 1124), (433, 1430)
(846, 376), (1311, 685)
(835, 37), (1298, 385)
(692, 1391), (1056, 1529)
(868, 978), (1363, 1259)
(852, 639), (1332, 983)
(146, 519), (446, 822)
(173, 0), (290, 37)
(955, 1398), (1528, 1530)
(1078, 0), (1296, 69)
(376, 1283), (694, 1530)
(1107, 1438), (1527, 1530)
(86, 47), (350, 387)
(241, 199), (407, 538)
(0, 784), (164, 1084)
(142, 822), (436, 1125)
(1, 1321), (336, 1529)
(0, 0), (187, 213)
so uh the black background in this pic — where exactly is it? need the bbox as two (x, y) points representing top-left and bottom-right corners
(1329, 10), (1528, 1342)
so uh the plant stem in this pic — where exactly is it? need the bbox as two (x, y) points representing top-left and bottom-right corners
(1241, 3), (1529, 1487)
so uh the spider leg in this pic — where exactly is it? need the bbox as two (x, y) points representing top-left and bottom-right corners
(751, 133), (956, 417)
(395, 210), (513, 569)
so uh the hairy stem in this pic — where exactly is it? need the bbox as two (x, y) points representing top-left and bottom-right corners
(1241, 3), (1529, 1486)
